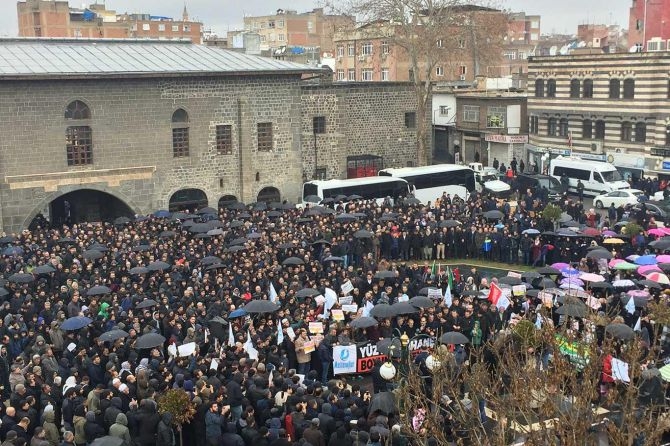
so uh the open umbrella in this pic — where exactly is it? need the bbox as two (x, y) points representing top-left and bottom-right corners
(483, 210), (504, 220)
(634, 255), (658, 265)
(136, 333), (166, 349)
(8, 273), (34, 284)
(2, 246), (23, 256)
(347, 194), (364, 201)
(33, 264), (56, 274)
(226, 201), (247, 210)
(201, 256), (223, 265)
(645, 271), (670, 284)
(374, 270), (396, 280)
(82, 250), (104, 260)
(147, 261), (171, 271)
(612, 279), (636, 288)
(207, 229), (224, 236)
(551, 262), (570, 270)
(589, 282), (613, 290)
(113, 216), (131, 225)
(376, 338), (402, 358)
(605, 323), (635, 341)
(98, 330), (129, 343)
(498, 276), (522, 286)
(350, 317), (378, 329)
(87, 285), (112, 296)
(267, 211), (283, 218)
(244, 300), (279, 314)
(409, 296), (435, 308)
(323, 256), (344, 262)
(282, 257), (304, 266)
(586, 250), (613, 260)
(135, 299), (158, 310)
(90, 437), (124, 446)
(370, 304), (396, 319)
(603, 238), (626, 245)
(582, 227), (601, 236)
(533, 277), (556, 289)
(129, 266), (149, 275)
(335, 213), (357, 222)
(637, 265), (661, 275)
(612, 261), (637, 271)
(304, 195), (321, 203)
(229, 220), (244, 228)
(60, 316), (93, 331)
(354, 230), (374, 239)
(229, 237), (247, 246)
(197, 206), (217, 215)
(555, 303), (588, 318)
(228, 309), (248, 319)
(296, 288), (320, 299)
(521, 271), (542, 280)
(158, 230), (176, 238)
(391, 302), (418, 316)
(369, 392), (396, 415)
(579, 272), (605, 283)
(439, 220), (462, 228)
(560, 267), (581, 277)
(188, 223), (211, 234)
(636, 279), (662, 289)
(439, 331), (470, 345)
(537, 266), (561, 275)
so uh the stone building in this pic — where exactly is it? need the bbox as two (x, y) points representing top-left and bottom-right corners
(0, 39), (419, 232)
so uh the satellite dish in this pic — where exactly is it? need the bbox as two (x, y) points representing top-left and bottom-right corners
(559, 45), (570, 55)
(629, 45), (639, 53)
(549, 45), (558, 56)
(578, 41), (587, 48)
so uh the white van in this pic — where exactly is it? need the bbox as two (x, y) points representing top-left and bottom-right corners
(549, 156), (630, 197)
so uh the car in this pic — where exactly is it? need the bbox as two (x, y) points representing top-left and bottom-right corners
(593, 189), (646, 209)
(633, 201), (670, 222)
(516, 173), (563, 200)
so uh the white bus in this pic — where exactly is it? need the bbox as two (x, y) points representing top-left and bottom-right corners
(548, 156), (630, 196)
(301, 176), (410, 205)
(378, 164), (476, 204)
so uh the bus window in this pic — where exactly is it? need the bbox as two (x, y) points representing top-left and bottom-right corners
(594, 172), (603, 183)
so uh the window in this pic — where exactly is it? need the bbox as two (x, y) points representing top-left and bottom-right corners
(570, 79), (580, 98)
(268, 20), (275, 28)
(463, 105), (480, 122)
(458, 65), (467, 76)
(381, 41), (389, 54)
(609, 79), (620, 99)
(535, 79), (544, 97)
(583, 79), (593, 98)
(142, 23), (150, 31)
(552, 166), (591, 181)
(278, 20), (284, 28)
(65, 100), (93, 166)
(269, 34), (276, 42)
(436, 66), (444, 76)
(278, 34), (285, 42)
(439, 106), (450, 116)
(486, 106), (506, 128)
(184, 25), (191, 32)
(172, 25), (179, 32)
(361, 69), (373, 81)
(623, 78), (635, 99)
(582, 119), (593, 139)
(458, 38), (466, 48)
(547, 118), (557, 136)
(172, 109), (189, 157)
(635, 122), (646, 143)
(666, 125), (670, 146)
(529, 115), (539, 134)
(381, 68), (389, 81)
(336, 69), (345, 81)
(347, 44), (355, 56)
(595, 120), (605, 139)
(620, 121), (632, 141)
(559, 118), (569, 137)
(257, 122), (273, 151)
(361, 42), (373, 55)
(216, 125), (232, 155)
(436, 39), (443, 48)
(347, 69), (355, 81)
(404, 112), (416, 129)
(131, 24), (137, 32)
(546, 79), (556, 97)
(312, 116), (326, 134)
(158, 24), (165, 32)
(337, 46), (344, 57)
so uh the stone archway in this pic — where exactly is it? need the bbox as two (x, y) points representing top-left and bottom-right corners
(256, 187), (281, 204)
(46, 189), (134, 226)
(217, 194), (238, 210)
(168, 188), (208, 212)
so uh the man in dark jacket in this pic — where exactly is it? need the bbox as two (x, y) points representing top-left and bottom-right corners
(156, 412), (175, 446)
(317, 403), (336, 440)
(133, 400), (160, 446)
(103, 397), (123, 432)
(302, 418), (325, 446)
(226, 372), (244, 422)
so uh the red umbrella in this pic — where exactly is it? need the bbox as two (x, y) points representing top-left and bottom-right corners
(582, 228), (601, 236)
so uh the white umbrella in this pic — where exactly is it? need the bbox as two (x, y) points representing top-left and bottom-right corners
(612, 279), (635, 288)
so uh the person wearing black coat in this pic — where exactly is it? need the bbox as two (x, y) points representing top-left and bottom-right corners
(83, 411), (105, 444)
(133, 400), (160, 446)
(156, 412), (175, 446)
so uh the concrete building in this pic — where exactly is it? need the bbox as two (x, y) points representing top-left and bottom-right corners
(0, 39), (420, 232)
(628, 0), (670, 50)
(17, 0), (202, 43)
(500, 12), (541, 79)
(527, 51), (670, 173)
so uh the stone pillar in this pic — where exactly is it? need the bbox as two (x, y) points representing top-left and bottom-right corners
(237, 96), (254, 204)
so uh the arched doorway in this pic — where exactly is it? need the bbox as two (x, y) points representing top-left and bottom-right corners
(169, 188), (208, 212)
(217, 194), (238, 210)
(49, 189), (134, 226)
(257, 187), (280, 204)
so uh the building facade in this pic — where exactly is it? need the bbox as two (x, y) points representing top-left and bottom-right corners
(17, 0), (202, 43)
(628, 0), (670, 50)
(500, 12), (541, 78)
(527, 52), (670, 172)
(0, 39), (419, 232)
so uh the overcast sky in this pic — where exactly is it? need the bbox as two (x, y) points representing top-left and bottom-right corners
(0, 0), (629, 37)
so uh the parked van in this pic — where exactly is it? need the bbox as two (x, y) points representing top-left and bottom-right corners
(548, 156), (630, 197)
(516, 173), (563, 200)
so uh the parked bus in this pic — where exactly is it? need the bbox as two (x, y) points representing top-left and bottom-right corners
(301, 176), (410, 206)
(378, 164), (476, 204)
(548, 156), (630, 196)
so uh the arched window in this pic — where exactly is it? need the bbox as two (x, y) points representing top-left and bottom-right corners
(546, 79), (556, 97)
(65, 100), (93, 166)
(666, 125), (670, 146)
(547, 117), (557, 136)
(583, 79), (593, 98)
(582, 119), (593, 139)
(620, 121), (632, 141)
(570, 79), (580, 98)
(635, 122), (646, 142)
(535, 79), (544, 97)
(559, 118), (569, 137)
(172, 109), (189, 157)
(609, 79), (620, 99)
(594, 120), (606, 139)
(623, 78), (635, 99)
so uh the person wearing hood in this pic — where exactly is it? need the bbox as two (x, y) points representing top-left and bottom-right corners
(108, 413), (131, 446)
(133, 400), (160, 446)
(72, 406), (86, 446)
(220, 422), (244, 446)
(41, 411), (59, 446)
(104, 397), (123, 432)
(156, 412), (175, 446)
(83, 411), (104, 444)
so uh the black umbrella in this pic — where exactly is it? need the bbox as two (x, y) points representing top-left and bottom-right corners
(57, 237), (76, 245)
(391, 301), (418, 315)
(7, 273), (34, 284)
(537, 266), (561, 275)
(354, 230), (374, 239)
(282, 257), (305, 266)
(136, 299), (159, 309)
(181, 220), (195, 228)
(439, 331), (470, 345)
(533, 277), (557, 289)
(296, 288), (320, 299)
(439, 219), (462, 228)
(347, 194), (363, 201)
(267, 211), (283, 218)
(247, 232), (263, 239)
(369, 392), (396, 415)
(244, 300), (280, 314)
(159, 230), (176, 238)
(129, 266), (149, 275)
(311, 239), (331, 245)
(33, 264), (56, 275)
(586, 249), (613, 260)
(335, 213), (357, 221)
(207, 220), (224, 229)
(526, 289), (540, 298)
(189, 223), (211, 234)
(589, 282), (613, 290)
(555, 303), (588, 318)
(605, 323), (635, 341)
(237, 212), (252, 219)
(229, 220), (244, 228)
(227, 245), (246, 253)
(90, 436), (124, 446)
(404, 197), (421, 205)
(147, 261), (171, 271)
(61, 316), (93, 331)
(226, 202), (247, 210)
(205, 263), (226, 271)
(636, 279), (662, 289)
(201, 256), (223, 265)
(521, 271), (542, 280)
(0, 236), (16, 244)
(558, 213), (573, 223)
(350, 317), (378, 329)
(370, 304), (396, 318)
(374, 270), (396, 280)
(87, 285), (112, 296)
(229, 237), (247, 246)
(130, 245), (150, 253)
(376, 338), (402, 357)
(304, 195), (321, 203)
(483, 210), (504, 220)
(113, 216), (131, 225)
(82, 250), (104, 260)
(0, 288), (8, 297)
(323, 255), (343, 262)
(98, 330), (129, 343)
(197, 207), (217, 215)
(498, 276), (522, 286)
(409, 296), (435, 308)
(136, 333), (166, 349)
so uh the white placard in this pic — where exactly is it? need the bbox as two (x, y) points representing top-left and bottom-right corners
(339, 296), (353, 306)
(177, 342), (197, 357)
(341, 280), (354, 295)
(427, 288), (443, 300)
(342, 304), (358, 313)
(611, 358), (630, 383)
(333, 344), (357, 375)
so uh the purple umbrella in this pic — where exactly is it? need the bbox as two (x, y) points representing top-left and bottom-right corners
(552, 262), (570, 270)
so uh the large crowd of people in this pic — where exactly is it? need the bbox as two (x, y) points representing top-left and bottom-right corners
(0, 179), (667, 446)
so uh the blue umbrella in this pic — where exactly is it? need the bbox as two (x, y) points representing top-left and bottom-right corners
(2, 247), (23, 256)
(560, 267), (581, 277)
(153, 210), (171, 218)
(634, 255), (657, 266)
(61, 316), (93, 331)
(229, 309), (248, 319)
